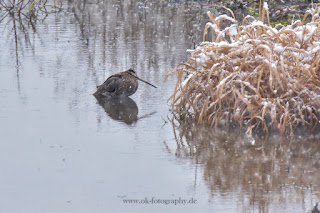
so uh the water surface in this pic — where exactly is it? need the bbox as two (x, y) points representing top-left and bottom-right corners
(0, 1), (319, 212)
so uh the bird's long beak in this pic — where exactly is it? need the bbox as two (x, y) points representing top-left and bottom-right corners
(135, 76), (157, 88)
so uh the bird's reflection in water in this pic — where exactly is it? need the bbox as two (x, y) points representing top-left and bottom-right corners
(95, 95), (138, 125)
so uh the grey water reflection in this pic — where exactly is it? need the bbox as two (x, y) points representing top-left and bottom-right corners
(2, 14), (35, 95)
(168, 120), (320, 212)
(1, 0), (319, 213)
(95, 96), (138, 125)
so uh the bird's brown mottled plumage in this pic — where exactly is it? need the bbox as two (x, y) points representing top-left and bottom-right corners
(93, 69), (156, 98)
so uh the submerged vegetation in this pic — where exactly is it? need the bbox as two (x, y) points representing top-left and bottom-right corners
(168, 2), (320, 135)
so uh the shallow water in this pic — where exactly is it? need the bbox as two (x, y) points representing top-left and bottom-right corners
(0, 1), (319, 212)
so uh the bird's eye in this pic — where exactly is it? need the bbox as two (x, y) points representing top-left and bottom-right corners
(128, 69), (135, 74)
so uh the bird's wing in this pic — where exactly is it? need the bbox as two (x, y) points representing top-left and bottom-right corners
(99, 74), (123, 93)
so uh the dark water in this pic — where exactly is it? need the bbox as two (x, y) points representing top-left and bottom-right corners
(0, 1), (319, 212)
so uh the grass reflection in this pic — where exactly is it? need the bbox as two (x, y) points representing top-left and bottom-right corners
(0, 0), (61, 22)
(168, 119), (320, 212)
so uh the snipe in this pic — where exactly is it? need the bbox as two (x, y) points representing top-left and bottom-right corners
(93, 69), (157, 97)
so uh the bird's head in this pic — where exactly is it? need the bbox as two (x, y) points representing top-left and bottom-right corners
(127, 69), (137, 77)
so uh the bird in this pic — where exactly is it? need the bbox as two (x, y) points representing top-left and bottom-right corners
(93, 69), (157, 97)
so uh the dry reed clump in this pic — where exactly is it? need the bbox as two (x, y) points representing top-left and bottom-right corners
(168, 4), (320, 135)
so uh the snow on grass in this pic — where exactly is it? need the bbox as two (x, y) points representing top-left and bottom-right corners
(169, 5), (320, 135)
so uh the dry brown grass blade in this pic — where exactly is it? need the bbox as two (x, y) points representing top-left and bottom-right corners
(259, 0), (262, 21)
(221, 5), (235, 19)
(301, 9), (312, 24)
(266, 5), (270, 25)
(198, 97), (209, 123)
(280, 103), (290, 134)
(310, 54), (320, 72)
(261, 6), (266, 24)
(203, 23), (211, 42)
(235, 89), (257, 109)
(207, 11), (216, 26)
